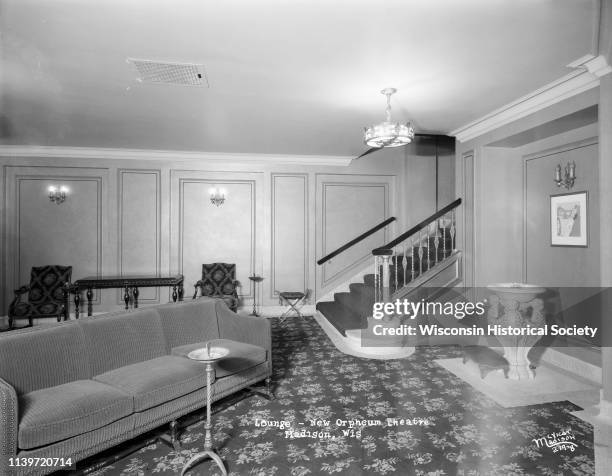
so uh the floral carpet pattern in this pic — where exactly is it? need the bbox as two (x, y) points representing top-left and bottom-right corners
(86, 316), (594, 476)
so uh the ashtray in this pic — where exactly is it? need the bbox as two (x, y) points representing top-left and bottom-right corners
(188, 346), (230, 361)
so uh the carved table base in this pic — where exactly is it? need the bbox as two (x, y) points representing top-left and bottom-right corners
(487, 284), (546, 380)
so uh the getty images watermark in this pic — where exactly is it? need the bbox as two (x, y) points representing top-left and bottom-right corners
(532, 429), (578, 453)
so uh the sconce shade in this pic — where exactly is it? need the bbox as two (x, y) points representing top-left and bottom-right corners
(48, 185), (68, 204)
(209, 187), (226, 207)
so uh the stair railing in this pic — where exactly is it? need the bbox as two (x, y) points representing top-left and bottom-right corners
(317, 216), (397, 266)
(372, 198), (461, 301)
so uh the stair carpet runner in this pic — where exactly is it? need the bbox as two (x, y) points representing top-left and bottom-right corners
(316, 228), (453, 336)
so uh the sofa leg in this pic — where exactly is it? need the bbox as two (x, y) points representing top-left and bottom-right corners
(158, 420), (181, 451)
(265, 377), (275, 400)
(247, 377), (274, 401)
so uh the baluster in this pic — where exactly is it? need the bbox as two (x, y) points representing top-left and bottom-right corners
(411, 236), (415, 281)
(451, 209), (455, 251)
(434, 219), (440, 265)
(374, 257), (379, 302)
(402, 244), (408, 289)
(418, 232), (423, 276)
(427, 228), (431, 270)
(443, 213), (447, 258)
(394, 248), (398, 293)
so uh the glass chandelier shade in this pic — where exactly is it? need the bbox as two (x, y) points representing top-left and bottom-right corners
(364, 88), (414, 148)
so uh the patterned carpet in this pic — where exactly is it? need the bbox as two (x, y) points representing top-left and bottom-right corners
(85, 316), (594, 476)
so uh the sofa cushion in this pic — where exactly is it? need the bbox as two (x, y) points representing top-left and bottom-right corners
(172, 338), (267, 379)
(79, 308), (167, 375)
(93, 356), (209, 412)
(0, 322), (90, 395)
(156, 299), (220, 352)
(18, 380), (132, 450)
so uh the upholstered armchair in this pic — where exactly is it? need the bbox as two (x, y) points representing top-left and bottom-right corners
(8, 265), (72, 329)
(192, 263), (239, 312)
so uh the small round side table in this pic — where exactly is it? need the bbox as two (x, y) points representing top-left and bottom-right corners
(248, 275), (264, 317)
(181, 344), (229, 476)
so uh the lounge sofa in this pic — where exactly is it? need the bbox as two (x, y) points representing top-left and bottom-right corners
(0, 298), (272, 476)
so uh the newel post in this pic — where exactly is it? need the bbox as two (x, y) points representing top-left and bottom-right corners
(373, 248), (393, 301)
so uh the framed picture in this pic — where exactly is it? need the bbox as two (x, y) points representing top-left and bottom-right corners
(550, 191), (588, 247)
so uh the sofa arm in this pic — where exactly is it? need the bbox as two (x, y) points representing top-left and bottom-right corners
(0, 377), (18, 475)
(216, 302), (271, 357)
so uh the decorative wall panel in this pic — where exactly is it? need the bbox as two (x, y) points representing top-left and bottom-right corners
(118, 169), (161, 302)
(271, 174), (308, 297)
(4, 166), (105, 309)
(176, 175), (257, 300)
(316, 175), (393, 291)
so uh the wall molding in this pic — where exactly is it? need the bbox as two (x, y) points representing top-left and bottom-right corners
(320, 181), (389, 287)
(177, 176), (256, 299)
(270, 173), (309, 299)
(118, 169), (162, 304)
(6, 170), (104, 306)
(451, 55), (612, 143)
(522, 136), (599, 284)
(0, 145), (353, 167)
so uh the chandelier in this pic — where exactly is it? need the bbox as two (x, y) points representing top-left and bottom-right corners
(364, 88), (414, 148)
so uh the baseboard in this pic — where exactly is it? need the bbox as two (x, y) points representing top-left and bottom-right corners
(242, 304), (316, 318)
(540, 347), (602, 385)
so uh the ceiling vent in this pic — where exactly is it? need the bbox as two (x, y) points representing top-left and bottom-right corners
(127, 58), (209, 87)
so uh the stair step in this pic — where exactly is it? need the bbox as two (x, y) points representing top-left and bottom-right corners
(335, 292), (364, 316)
(317, 246), (457, 339)
(316, 301), (366, 336)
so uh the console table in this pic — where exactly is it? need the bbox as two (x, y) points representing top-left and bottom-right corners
(72, 275), (184, 318)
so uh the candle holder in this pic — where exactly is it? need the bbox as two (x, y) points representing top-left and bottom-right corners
(554, 161), (576, 190)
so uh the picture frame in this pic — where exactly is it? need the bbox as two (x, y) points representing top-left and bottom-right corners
(550, 191), (588, 247)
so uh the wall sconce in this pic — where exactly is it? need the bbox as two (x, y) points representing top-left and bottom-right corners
(48, 185), (68, 204)
(554, 162), (576, 190)
(209, 187), (226, 207)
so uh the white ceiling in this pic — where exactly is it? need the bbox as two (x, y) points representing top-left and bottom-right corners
(0, 0), (598, 157)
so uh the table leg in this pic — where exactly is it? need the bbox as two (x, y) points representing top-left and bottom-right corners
(172, 285), (178, 303)
(86, 287), (94, 317)
(251, 281), (258, 316)
(124, 286), (130, 310)
(133, 286), (139, 308)
(74, 292), (80, 320)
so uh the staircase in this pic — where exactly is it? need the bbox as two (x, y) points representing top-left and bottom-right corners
(317, 226), (456, 336)
(315, 199), (462, 357)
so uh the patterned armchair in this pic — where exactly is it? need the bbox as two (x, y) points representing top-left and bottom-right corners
(192, 263), (239, 312)
(8, 265), (72, 329)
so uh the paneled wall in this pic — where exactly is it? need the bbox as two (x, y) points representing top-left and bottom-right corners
(524, 138), (599, 286)
(271, 174), (308, 298)
(455, 88), (600, 287)
(118, 169), (161, 303)
(4, 166), (107, 305)
(316, 174), (393, 295)
(0, 149), (409, 315)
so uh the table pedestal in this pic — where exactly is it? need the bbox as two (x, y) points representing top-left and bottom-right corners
(249, 275), (263, 317)
(181, 361), (227, 476)
(487, 286), (545, 380)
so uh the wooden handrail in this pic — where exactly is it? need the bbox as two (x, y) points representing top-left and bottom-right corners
(372, 198), (461, 254)
(317, 217), (396, 265)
